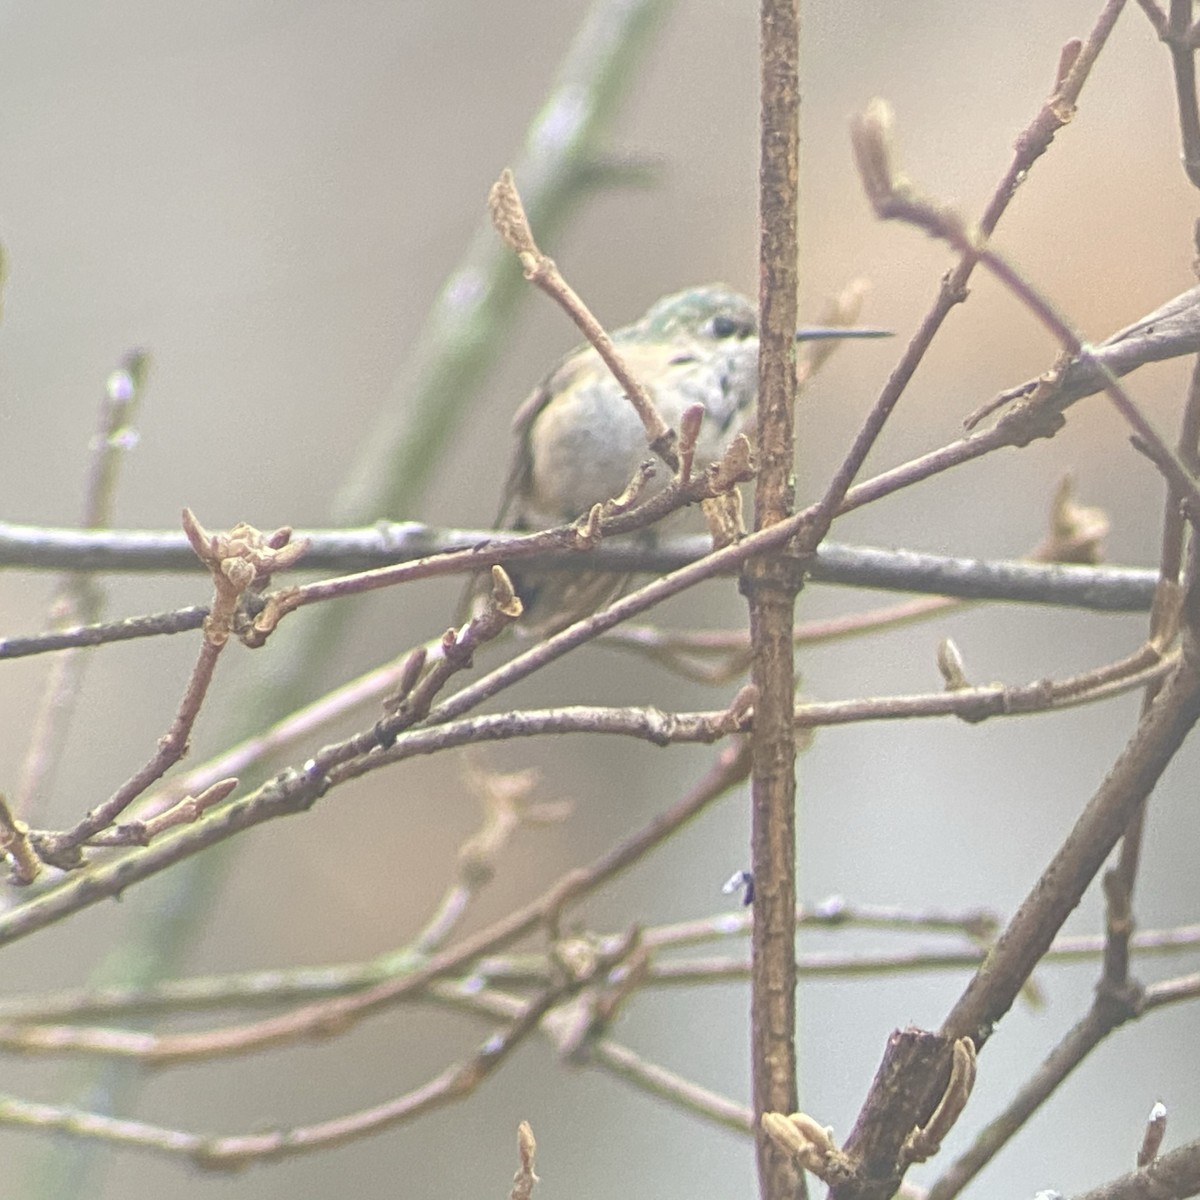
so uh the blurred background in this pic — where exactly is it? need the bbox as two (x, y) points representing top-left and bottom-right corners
(0, 1), (1197, 1197)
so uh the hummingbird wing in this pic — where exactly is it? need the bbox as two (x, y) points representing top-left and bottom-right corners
(454, 369), (555, 632)
(494, 348), (597, 530)
(456, 352), (582, 631)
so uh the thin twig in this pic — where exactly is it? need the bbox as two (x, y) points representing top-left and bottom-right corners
(853, 96), (1200, 526)
(488, 168), (677, 469)
(804, 0), (1127, 560)
(1134, 0), (1168, 38)
(966, 283), (1200, 429)
(27, 517), (304, 869)
(411, 763), (565, 957)
(599, 596), (962, 683)
(589, 1038), (753, 1133)
(643, 929), (1200, 985)
(122, 640), (448, 827)
(14, 351), (149, 827)
(0, 982), (567, 1169)
(5, 924), (1200, 1047)
(1151, 0), (1200, 187)
(407, 978), (756, 1138)
(29, 637), (224, 870)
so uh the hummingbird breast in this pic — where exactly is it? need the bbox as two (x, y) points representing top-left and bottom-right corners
(523, 337), (759, 524)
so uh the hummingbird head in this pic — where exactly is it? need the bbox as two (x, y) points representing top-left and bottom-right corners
(634, 283), (891, 344)
(634, 285), (757, 343)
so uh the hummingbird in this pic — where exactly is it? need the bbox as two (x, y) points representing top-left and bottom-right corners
(492, 283), (889, 633)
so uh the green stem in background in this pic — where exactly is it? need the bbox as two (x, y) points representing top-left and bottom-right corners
(23, 3), (675, 1196)
(335, 0), (673, 526)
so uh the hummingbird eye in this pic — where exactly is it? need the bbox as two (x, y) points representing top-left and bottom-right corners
(710, 313), (753, 339)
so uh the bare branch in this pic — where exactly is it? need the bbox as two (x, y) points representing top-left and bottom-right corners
(853, 99), (1200, 524)
(750, 4), (803, 1197)
(0, 534), (1162, 664)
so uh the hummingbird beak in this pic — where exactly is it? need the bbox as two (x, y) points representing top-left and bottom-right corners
(794, 326), (892, 341)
